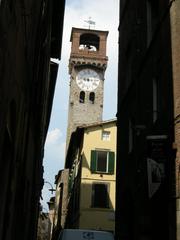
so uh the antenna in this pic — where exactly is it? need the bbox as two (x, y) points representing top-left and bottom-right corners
(84, 17), (96, 29)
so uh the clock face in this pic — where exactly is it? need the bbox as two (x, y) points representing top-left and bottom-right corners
(76, 69), (100, 91)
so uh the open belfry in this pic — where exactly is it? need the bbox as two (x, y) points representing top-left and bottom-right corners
(66, 27), (109, 149)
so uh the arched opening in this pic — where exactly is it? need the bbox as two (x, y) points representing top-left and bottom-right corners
(89, 92), (95, 104)
(79, 33), (100, 51)
(79, 91), (85, 103)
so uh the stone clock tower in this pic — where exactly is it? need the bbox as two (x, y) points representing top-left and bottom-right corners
(66, 27), (109, 149)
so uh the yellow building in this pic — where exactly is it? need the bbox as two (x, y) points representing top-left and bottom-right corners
(65, 119), (116, 233)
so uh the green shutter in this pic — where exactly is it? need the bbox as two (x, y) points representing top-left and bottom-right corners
(90, 150), (97, 173)
(108, 151), (115, 174)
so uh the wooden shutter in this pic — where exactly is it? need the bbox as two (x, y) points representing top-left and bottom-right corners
(108, 151), (115, 174)
(90, 150), (97, 173)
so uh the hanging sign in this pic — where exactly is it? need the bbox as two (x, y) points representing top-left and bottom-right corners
(146, 135), (168, 198)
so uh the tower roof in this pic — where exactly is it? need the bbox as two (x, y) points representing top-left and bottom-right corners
(70, 27), (109, 42)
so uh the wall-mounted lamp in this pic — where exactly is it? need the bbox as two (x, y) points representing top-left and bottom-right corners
(44, 181), (56, 194)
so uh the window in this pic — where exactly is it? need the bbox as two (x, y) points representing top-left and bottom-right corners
(92, 183), (109, 208)
(90, 150), (115, 174)
(146, 0), (159, 47)
(146, 0), (153, 46)
(58, 183), (64, 217)
(89, 92), (95, 104)
(102, 131), (110, 141)
(79, 91), (85, 103)
(152, 78), (158, 123)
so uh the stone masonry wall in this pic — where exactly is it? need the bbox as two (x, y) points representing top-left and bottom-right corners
(66, 67), (104, 151)
(170, 0), (180, 239)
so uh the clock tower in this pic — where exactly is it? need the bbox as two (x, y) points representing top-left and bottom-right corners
(66, 27), (108, 149)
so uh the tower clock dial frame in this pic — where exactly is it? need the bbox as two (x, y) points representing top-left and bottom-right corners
(76, 68), (100, 91)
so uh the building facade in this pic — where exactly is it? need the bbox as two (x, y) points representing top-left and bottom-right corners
(0, 1), (65, 239)
(48, 197), (56, 240)
(37, 212), (51, 240)
(51, 169), (69, 240)
(170, 1), (180, 239)
(65, 120), (116, 233)
(116, 1), (177, 240)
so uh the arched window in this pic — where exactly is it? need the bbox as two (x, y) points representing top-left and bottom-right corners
(79, 91), (85, 103)
(89, 92), (95, 104)
(79, 33), (100, 51)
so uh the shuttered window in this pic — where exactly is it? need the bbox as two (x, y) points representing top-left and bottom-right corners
(90, 150), (96, 173)
(108, 151), (115, 174)
(90, 150), (115, 174)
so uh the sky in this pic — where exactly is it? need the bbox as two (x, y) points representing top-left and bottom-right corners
(41, 0), (119, 212)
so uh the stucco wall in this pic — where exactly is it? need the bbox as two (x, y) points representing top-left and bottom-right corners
(79, 121), (116, 232)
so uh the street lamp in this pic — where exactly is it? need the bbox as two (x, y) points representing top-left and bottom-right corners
(44, 181), (56, 194)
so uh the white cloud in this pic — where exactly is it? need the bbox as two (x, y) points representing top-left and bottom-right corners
(45, 128), (63, 145)
(44, 128), (65, 169)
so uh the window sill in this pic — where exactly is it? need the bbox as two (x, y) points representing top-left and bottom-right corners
(91, 171), (114, 175)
